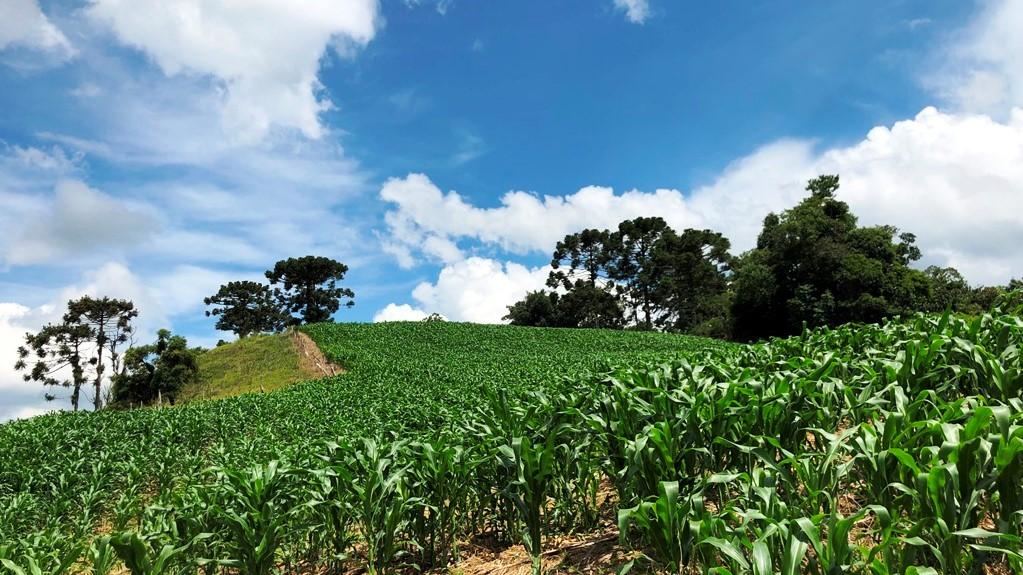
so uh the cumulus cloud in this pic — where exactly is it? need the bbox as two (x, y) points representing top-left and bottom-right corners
(613, 0), (651, 24)
(382, 107), (1023, 287)
(380, 173), (703, 263)
(405, 257), (551, 323)
(817, 107), (1023, 284)
(934, 0), (1023, 117)
(373, 303), (429, 322)
(0, 305), (56, 419)
(87, 0), (380, 142)
(0, 0), (74, 57)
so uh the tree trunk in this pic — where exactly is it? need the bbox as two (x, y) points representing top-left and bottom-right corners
(94, 323), (105, 411)
(70, 385), (80, 411)
(643, 288), (652, 329)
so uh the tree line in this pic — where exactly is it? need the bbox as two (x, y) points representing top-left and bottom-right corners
(505, 175), (1022, 340)
(12, 175), (1022, 410)
(14, 256), (356, 410)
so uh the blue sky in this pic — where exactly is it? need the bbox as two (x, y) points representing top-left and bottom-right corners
(2, 0), (1023, 419)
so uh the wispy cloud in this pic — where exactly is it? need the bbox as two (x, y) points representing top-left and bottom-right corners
(451, 132), (486, 166)
(613, 0), (651, 24)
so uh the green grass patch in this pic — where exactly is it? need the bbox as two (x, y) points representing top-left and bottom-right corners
(178, 332), (310, 402)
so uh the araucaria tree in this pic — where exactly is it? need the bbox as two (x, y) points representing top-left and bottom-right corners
(510, 219), (733, 331)
(64, 296), (138, 410)
(266, 256), (355, 325)
(650, 228), (732, 334)
(14, 296), (137, 410)
(204, 280), (287, 337)
(15, 323), (93, 410)
(607, 217), (670, 329)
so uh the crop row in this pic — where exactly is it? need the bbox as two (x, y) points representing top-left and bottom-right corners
(1, 315), (1022, 573)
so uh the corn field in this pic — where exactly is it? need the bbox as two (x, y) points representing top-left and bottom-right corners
(1, 315), (1022, 574)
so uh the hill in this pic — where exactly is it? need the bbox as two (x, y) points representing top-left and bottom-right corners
(0, 322), (723, 550)
(178, 330), (340, 402)
(2, 316), (1021, 574)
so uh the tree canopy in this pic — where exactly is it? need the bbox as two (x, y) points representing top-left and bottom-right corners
(266, 256), (355, 325)
(15, 323), (92, 410)
(111, 329), (200, 407)
(204, 280), (288, 338)
(730, 175), (931, 340)
(510, 218), (733, 331)
(14, 296), (137, 410)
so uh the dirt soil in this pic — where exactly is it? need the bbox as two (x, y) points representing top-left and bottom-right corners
(292, 329), (344, 378)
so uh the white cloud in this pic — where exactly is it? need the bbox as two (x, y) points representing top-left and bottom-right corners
(906, 18), (933, 30)
(0, 0), (73, 57)
(0, 302), (61, 423)
(613, 0), (651, 24)
(3, 179), (156, 266)
(0, 304), (34, 395)
(403, 0), (455, 15)
(373, 303), (428, 322)
(408, 257), (551, 323)
(451, 132), (486, 166)
(70, 82), (103, 98)
(380, 173), (703, 263)
(933, 0), (1023, 117)
(684, 140), (817, 253)
(8, 145), (83, 172)
(383, 106), (1023, 287)
(0, 296), (96, 421)
(87, 0), (380, 143)
(817, 107), (1023, 285)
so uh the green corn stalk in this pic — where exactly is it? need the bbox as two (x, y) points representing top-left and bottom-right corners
(311, 442), (358, 574)
(349, 438), (415, 575)
(405, 438), (475, 568)
(210, 460), (298, 575)
(497, 434), (560, 575)
(109, 531), (208, 575)
(617, 480), (696, 572)
(88, 537), (117, 575)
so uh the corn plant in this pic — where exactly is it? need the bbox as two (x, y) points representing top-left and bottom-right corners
(109, 531), (207, 575)
(208, 460), (299, 575)
(349, 438), (416, 575)
(405, 438), (476, 568)
(497, 434), (560, 575)
(310, 441), (358, 573)
(87, 537), (117, 575)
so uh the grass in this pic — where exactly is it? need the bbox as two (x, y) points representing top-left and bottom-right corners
(177, 331), (318, 402)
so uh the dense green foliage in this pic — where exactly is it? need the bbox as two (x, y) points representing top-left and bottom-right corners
(204, 281), (288, 338)
(111, 330), (200, 406)
(510, 175), (1018, 343)
(509, 218), (732, 331)
(266, 256), (355, 325)
(2, 315), (1022, 573)
(731, 175), (930, 341)
(203, 256), (356, 339)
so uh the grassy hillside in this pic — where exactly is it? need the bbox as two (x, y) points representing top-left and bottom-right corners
(178, 331), (335, 402)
